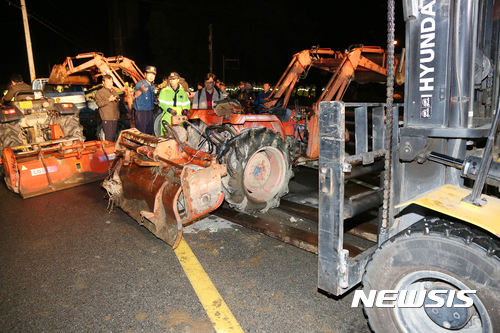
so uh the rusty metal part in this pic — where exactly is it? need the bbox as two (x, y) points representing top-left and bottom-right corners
(120, 128), (167, 148)
(157, 156), (184, 169)
(346, 220), (378, 242)
(278, 199), (379, 243)
(140, 180), (183, 249)
(279, 199), (318, 221)
(181, 164), (225, 221)
(104, 132), (226, 248)
(213, 207), (364, 257)
(118, 128), (213, 167)
(105, 160), (183, 247)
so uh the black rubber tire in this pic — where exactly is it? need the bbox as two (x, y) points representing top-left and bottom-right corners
(219, 127), (293, 214)
(59, 115), (86, 141)
(153, 112), (163, 137)
(363, 217), (500, 333)
(0, 122), (24, 153)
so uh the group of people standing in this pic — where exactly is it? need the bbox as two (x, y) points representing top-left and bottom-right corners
(95, 65), (271, 141)
(95, 66), (159, 141)
(235, 81), (272, 113)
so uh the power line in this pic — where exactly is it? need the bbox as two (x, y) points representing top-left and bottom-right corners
(4, 0), (89, 50)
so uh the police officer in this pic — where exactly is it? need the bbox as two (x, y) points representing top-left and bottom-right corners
(133, 66), (156, 134)
(158, 72), (191, 135)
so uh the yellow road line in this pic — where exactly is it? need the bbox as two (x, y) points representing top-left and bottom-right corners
(174, 237), (244, 333)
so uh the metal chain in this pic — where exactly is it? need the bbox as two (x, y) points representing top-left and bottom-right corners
(382, 0), (396, 230)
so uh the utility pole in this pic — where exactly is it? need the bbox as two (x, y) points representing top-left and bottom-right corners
(209, 24), (213, 74)
(21, 0), (36, 81)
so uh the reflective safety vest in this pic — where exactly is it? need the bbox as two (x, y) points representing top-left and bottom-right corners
(158, 85), (191, 134)
(158, 85), (191, 114)
(297, 85), (304, 97)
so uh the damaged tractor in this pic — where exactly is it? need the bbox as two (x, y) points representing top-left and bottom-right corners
(102, 117), (226, 248)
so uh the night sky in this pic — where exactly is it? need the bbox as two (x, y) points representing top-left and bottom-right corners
(0, 0), (405, 91)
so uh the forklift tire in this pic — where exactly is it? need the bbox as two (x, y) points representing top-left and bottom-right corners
(219, 127), (293, 214)
(0, 122), (24, 154)
(363, 217), (500, 333)
(59, 115), (85, 142)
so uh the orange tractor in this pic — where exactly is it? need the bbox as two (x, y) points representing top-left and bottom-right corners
(178, 45), (402, 213)
(0, 53), (145, 198)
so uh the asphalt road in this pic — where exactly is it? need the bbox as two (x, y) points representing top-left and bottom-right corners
(0, 167), (371, 333)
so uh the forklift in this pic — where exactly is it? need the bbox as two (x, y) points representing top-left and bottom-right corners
(318, 0), (500, 331)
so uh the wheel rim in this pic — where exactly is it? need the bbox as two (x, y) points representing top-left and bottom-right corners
(391, 270), (491, 333)
(243, 146), (286, 202)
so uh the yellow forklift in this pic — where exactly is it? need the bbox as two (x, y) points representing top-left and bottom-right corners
(317, 0), (500, 331)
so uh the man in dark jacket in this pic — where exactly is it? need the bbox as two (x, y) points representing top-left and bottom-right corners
(253, 82), (272, 113)
(133, 65), (157, 134)
(95, 75), (120, 141)
(2, 74), (32, 105)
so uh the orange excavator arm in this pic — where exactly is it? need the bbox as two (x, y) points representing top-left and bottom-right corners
(48, 52), (144, 90)
(268, 45), (401, 108)
(269, 48), (344, 107)
(48, 52), (145, 114)
(317, 46), (392, 103)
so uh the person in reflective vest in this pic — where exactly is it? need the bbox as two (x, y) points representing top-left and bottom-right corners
(158, 72), (191, 135)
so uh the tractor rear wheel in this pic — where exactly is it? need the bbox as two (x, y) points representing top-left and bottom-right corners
(0, 122), (24, 177)
(219, 127), (293, 214)
(59, 115), (85, 141)
(363, 217), (500, 333)
(0, 122), (24, 154)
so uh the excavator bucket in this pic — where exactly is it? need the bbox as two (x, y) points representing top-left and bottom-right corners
(102, 126), (226, 248)
(2, 136), (116, 198)
(48, 64), (95, 86)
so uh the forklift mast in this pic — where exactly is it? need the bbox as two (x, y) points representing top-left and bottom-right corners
(394, 0), (500, 233)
